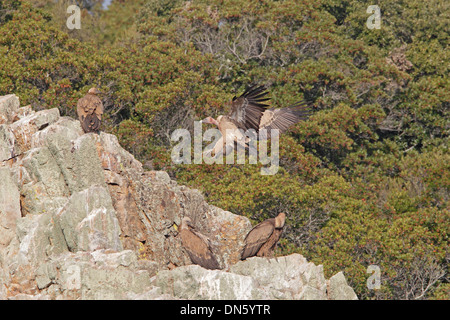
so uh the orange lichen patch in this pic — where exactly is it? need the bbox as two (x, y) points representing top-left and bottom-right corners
(10, 122), (38, 154)
(3, 266), (40, 299)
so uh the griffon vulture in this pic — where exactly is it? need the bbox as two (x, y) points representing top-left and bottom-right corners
(241, 212), (286, 260)
(179, 216), (221, 270)
(77, 87), (103, 133)
(201, 85), (311, 156)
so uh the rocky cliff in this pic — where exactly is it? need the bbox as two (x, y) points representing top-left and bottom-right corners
(0, 94), (357, 300)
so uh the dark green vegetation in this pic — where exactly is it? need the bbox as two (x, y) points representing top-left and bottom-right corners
(0, 0), (448, 299)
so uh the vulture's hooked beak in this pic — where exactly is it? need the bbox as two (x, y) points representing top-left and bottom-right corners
(88, 87), (103, 95)
(201, 117), (218, 126)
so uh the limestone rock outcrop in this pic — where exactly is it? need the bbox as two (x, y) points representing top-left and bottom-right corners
(0, 94), (357, 300)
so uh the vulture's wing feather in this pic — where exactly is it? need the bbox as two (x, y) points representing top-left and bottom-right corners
(181, 228), (220, 270)
(77, 94), (103, 132)
(83, 114), (101, 132)
(229, 85), (270, 131)
(77, 95), (101, 115)
(257, 227), (284, 257)
(94, 98), (104, 120)
(204, 135), (225, 158)
(241, 219), (275, 260)
(259, 101), (312, 140)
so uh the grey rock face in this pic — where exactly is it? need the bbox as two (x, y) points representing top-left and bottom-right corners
(230, 254), (328, 299)
(327, 271), (358, 300)
(154, 264), (267, 300)
(0, 125), (15, 162)
(56, 185), (123, 253)
(0, 94), (20, 124)
(33, 250), (154, 299)
(0, 94), (357, 300)
(0, 168), (21, 248)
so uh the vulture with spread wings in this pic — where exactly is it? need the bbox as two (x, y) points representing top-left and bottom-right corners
(77, 87), (103, 133)
(179, 217), (221, 270)
(241, 212), (286, 260)
(201, 85), (311, 156)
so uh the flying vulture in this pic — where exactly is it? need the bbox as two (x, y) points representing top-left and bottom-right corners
(76, 87), (103, 133)
(179, 216), (221, 270)
(201, 85), (311, 156)
(241, 212), (286, 260)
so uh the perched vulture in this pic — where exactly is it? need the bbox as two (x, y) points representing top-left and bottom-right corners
(179, 217), (221, 270)
(241, 212), (286, 260)
(201, 85), (311, 156)
(77, 87), (103, 133)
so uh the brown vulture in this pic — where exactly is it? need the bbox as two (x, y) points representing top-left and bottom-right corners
(241, 212), (286, 260)
(179, 216), (221, 270)
(201, 85), (311, 156)
(76, 87), (103, 133)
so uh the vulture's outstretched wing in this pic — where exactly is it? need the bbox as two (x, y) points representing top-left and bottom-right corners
(228, 85), (270, 131)
(241, 219), (275, 260)
(259, 101), (312, 140)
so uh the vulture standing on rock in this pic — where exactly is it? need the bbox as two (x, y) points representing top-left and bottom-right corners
(241, 212), (286, 260)
(77, 87), (103, 133)
(179, 216), (221, 270)
(201, 85), (311, 156)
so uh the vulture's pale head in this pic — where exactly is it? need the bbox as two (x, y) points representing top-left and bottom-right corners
(180, 216), (193, 230)
(275, 212), (286, 228)
(201, 116), (219, 127)
(88, 87), (101, 95)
